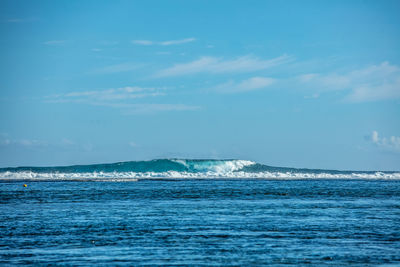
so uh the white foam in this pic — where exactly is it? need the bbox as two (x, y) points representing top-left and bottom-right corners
(1, 170), (400, 181)
(171, 159), (255, 172)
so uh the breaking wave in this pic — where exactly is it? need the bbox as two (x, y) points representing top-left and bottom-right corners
(0, 159), (399, 181)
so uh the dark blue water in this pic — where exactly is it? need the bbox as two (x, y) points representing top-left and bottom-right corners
(1, 179), (400, 265)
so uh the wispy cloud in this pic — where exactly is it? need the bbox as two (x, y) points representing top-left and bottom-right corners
(0, 135), (48, 147)
(45, 86), (164, 103)
(156, 51), (172, 55)
(0, 135), (97, 154)
(369, 131), (400, 153)
(122, 104), (200, 114)
(155, 55), (292, 77)
(90, 63), (141, 74)
(132, 40), (154, 45)
(160, 38), (196, 46)
(44, 86), (199, 114)
(213, 77), (276, 93)
(43, 40), (66, 45)
(132, 37), (196, 46)
(70, 102), (199, 114)
(298, 62), (400, 102)
(6, 18), (25, 23)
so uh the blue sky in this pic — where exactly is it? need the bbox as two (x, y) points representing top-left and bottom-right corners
(0, 0), (399, 170)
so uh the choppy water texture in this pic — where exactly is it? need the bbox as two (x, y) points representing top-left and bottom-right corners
(1, 179), (400, 265)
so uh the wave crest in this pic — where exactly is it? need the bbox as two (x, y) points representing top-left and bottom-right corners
(171, 159), (255, 172)
(1, 159), (399, 181)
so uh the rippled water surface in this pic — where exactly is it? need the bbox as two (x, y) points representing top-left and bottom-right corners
(1, 179), (400, 265)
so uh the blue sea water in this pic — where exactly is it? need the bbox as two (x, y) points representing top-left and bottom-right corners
(1, 160), (400, 265)
(1, 159), (399, 180)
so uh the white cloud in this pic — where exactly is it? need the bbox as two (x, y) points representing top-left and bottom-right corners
(298, 62), (400, 102)
(298, 73), (350, 90)
(132, 40), (154, 45)
(213, 77), (275, 93)
(43, 40), (66, 45)
(122, 104), (200, 114)
(0, 137), (47, 147)
(160, 38), (196, 46)
(370, 131), (400, 153)
(79, 103), (199, 114)
(44, 86), (199, 114)
(91, 103), (199, 113)
(304, 93), (320, 99)
(18, 139), (45, 146)
(155, 55), (292, 77)
(156, 51), (172, 55)
(132, 38), (196, 46)
(46, 86), (164, 103)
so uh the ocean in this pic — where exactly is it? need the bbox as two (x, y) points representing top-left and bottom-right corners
(1, 159), (400, 265)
